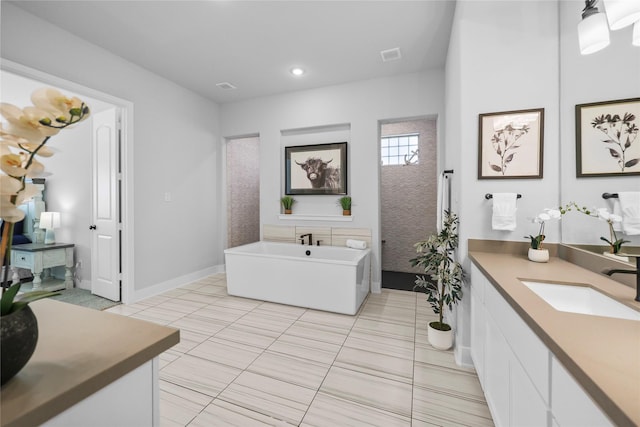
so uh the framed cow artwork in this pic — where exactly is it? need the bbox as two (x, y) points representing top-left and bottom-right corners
(285, 142), (347, 195)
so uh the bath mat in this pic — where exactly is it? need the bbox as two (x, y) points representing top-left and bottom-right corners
(49, 288), (121, 311)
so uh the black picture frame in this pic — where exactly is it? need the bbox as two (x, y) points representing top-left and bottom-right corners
(285, 142), (347, 195)
(575, 97), (640, 177)
(478, 108), (544, 179)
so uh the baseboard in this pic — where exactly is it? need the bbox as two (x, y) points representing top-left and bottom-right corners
(131, 264), (225, 303)
(371, 280), (381, 294)
(454, 344), (474, 369)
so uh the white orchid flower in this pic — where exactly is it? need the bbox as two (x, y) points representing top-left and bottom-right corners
(31, 88), (90, 124)
(536, 213), (551, 223)
(25, 157), (46, 178)
(0, 175), (21, 196)
(609, 214), (622, 223)
(0, 153), (27, 177)
(0, 195), (26, 222)
(14, 183), (40, 205)
(0, 103), (59, 142)
(544, 208), (562, 220)
(596, 208), (611, 221)
(1, 129), (55, 157)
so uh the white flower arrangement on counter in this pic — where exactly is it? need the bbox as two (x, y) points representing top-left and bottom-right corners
(525, 208), (562, 250)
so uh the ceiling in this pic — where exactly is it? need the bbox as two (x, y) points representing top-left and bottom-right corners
(10, 1), (456, 104)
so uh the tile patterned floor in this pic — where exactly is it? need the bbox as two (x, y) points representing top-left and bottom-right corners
(106, 274), (494, 426)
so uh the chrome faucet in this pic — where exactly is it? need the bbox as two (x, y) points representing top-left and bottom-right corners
(300, 233), (313, 246)
(604, 255), (640, 302)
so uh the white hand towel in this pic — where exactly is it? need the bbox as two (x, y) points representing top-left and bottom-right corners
(491, 193), (518, 231)
(346, 239), (367, 249)
(611, 198), (623, 232)
(618, 192), (640, 235)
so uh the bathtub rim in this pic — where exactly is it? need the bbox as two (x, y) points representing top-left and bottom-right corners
(224, 240), (371, 267)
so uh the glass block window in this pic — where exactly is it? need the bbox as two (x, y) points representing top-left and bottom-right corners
(381, 133), (419, 166)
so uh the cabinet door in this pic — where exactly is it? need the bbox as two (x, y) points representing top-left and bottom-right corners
(511, 354), (549, 427)
(551, 356), (613, 427)
(484, 313), (510, 427)
(470, 286), (485, 384)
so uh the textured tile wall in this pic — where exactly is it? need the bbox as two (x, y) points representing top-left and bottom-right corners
(263, 225), (371, 248)
(227, 137), (260, 248)
(381, 118), (437, 273)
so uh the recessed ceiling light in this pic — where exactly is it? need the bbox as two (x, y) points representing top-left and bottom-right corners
(290, 67), (305, 76)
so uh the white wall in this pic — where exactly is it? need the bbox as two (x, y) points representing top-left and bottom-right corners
(445, 1), (560, 365)
(220, 71), (445, 290)
(1, 3), (222, 297)
(559, 0), (640, 247)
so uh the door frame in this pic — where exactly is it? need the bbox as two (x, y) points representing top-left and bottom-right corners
(1, 59), (136, 304)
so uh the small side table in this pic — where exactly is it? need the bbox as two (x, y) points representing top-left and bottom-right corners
(11, 242), (74, 291)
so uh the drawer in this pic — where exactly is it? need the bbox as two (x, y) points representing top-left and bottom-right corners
(12, 251), (34, 269)
(43, 249), (66, 268)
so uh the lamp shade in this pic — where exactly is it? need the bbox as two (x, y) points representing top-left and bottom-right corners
(578, 11), (611, 54)
(39, 212), (60, 229)
(634, 19), (640, 45)
(603, 0), (640, 30)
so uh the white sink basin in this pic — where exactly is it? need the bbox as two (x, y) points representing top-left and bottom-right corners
(521, 281), (640, 321)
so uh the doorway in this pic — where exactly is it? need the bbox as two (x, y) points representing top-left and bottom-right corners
(380, 117), (438, 291)
(1, 60), (134, 303)
(226, 136), (260, 248)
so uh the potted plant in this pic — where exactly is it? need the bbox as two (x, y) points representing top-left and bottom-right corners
(561, 202), (630, 261)
(525, 208), (562, 263)
(410, 210), (463, 350)
(338, 196), (351, 216)
(280, 195), (295, 214)
(1, 283), (59, 384)
(1, 87), (90, 384)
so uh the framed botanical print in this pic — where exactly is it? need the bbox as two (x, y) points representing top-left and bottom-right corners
(575, 98), (640, 177)
(478, 108), (544, 179)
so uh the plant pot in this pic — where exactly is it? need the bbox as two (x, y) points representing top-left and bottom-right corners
(427, 321), (453, 350)
(343, 209), (351, 216)
(1, 306), (39, 385)
(284, 209), (292, 214)
(603, 252), (629, 262)
(528, 248), (549, 263)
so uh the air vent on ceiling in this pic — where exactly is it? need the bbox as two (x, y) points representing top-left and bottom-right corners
(380, 47), (402, 62)
(216, 82), (237, 90)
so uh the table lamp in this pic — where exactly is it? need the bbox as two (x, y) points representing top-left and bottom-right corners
(39, 212), (60, 244)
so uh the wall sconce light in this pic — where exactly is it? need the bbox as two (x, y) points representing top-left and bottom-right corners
(603, 0), (640, 30)
(579, 0), (640, 55)
(578, 0), (611, 54)
(39, 212), (60, 244)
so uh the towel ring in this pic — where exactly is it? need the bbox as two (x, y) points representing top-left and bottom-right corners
(485, 193), (522, 199)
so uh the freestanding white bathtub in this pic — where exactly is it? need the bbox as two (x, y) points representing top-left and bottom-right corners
(224, 241), (371, 315)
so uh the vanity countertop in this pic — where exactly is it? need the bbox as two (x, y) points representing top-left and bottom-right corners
(469, 251), (640, 427)
(0, 299), (180, 427)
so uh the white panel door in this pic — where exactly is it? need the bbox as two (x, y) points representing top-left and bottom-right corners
(91, 108), (120, 301)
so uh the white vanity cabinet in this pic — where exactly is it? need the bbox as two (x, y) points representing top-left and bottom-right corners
(551, 356), (613, 427)
(470, 263), (612, 427)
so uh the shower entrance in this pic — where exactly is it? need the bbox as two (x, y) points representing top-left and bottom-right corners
(379, 117), (437, 291)
(226, 135), (260, 248)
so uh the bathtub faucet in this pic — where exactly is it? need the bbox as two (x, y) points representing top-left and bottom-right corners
(300, 233), (313, 246)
